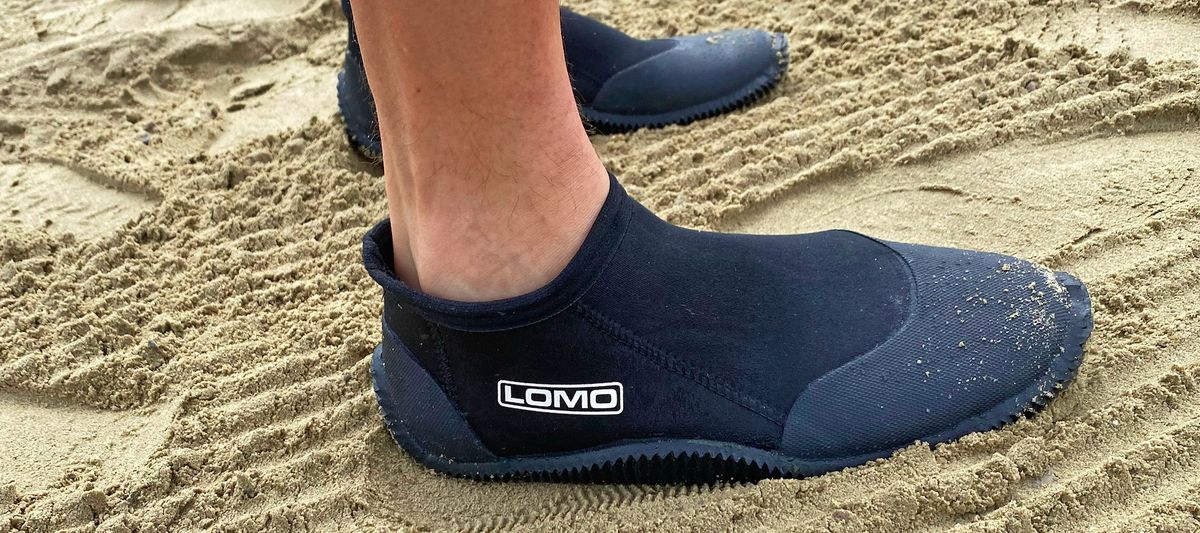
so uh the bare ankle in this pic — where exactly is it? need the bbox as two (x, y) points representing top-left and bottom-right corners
(390, 156), (609, 302)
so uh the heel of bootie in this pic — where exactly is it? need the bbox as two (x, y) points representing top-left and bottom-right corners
(336, 63), (382, 159)
(337, 0), (382, 159)
(370, 330), (497, 469)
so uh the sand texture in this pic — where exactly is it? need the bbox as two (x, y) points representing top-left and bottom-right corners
(2, 0), (1200, 531)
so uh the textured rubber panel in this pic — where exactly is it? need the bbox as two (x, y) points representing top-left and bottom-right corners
(580, 32), (790, 135)
(373, 326), (496, 463)
(369, 272), (1090, 483)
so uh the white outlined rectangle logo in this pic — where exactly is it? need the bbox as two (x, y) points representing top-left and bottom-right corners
(497, 380), (623, 415)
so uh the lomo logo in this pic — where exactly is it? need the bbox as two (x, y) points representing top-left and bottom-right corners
(497, 380), (623, 415)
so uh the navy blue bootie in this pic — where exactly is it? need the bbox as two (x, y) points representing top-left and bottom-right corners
(362, 176), (1094, 483)
(337, 1), (790, 158)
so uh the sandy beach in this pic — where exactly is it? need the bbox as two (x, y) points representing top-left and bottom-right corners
(2, 0), (1200, 530)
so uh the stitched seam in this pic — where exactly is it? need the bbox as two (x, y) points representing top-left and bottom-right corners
(565, 62), (608, 87)
(832, 230), (919, 343)
(429, 322), (455, 404)
(576, 304), (785, 425)
(785, 233), (918, 412)
(588, 40), (679, 104)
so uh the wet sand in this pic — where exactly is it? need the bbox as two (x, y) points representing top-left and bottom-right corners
(2, 0), (1199, 531)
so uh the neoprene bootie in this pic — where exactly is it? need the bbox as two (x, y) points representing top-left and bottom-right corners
(362, 176), (1094, 483)
(337, 1), (790, 158)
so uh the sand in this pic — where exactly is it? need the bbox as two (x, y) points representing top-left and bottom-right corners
(0, 0), (1198, 531)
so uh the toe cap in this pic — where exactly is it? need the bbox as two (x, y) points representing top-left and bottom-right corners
(780, 241), (1092, 461)
(588, 30), (788, 117)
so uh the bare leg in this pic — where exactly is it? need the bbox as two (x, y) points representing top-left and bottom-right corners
(349, 0), (608, 301)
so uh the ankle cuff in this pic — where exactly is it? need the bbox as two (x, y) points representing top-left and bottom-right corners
(362, 174), (631, 332)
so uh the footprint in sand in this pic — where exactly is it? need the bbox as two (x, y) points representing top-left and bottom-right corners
(1023, 5), (1200, 63)
(0, 393), (171, 494)
(206, 55), (338, 155)
(0, 162), (157, 240)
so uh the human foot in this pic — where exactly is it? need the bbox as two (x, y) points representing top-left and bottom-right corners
(362, 175), (1093, 483)
(337, 1), (790, 158)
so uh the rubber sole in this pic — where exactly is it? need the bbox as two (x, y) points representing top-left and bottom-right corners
(370, 271), (1092, 484)
(338, 33), (790, 159)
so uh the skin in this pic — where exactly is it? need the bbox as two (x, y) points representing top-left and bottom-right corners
(349, 0), (610, 301)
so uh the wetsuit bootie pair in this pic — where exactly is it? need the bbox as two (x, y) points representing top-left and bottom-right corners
(337, 0), (790, 158)
(362, 175), (1094, 482)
